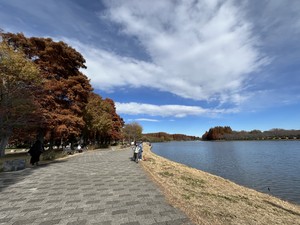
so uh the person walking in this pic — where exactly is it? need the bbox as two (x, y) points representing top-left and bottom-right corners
(28, 140), (44, 166)
(138, 142), (143, 161)
(133, 142), (144, 163)
(133, 143), (139, 163)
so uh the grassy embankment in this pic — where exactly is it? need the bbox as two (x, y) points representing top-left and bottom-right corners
(141, 143), (300, 225)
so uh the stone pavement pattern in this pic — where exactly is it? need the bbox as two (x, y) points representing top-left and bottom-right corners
(0, 149), (194, 225)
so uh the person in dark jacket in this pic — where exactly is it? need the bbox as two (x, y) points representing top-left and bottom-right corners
(28, 140), (44, 166)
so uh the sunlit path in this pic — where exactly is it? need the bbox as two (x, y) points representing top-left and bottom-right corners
(0, 149), (193, 225)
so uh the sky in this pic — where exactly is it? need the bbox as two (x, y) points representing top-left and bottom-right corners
(1, 0), (300, 136)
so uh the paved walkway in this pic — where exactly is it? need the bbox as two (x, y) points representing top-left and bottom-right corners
(0, 149), (194, 225)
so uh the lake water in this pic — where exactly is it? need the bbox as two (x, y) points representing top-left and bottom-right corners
(152, 141), (300, 205)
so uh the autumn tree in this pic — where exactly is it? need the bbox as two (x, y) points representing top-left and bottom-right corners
(84, 93), (112, 145)
(0, 41), (39, 157)
(202, 126), (232, 140)
(84, 94), (124, 146)
(1, 33), (92, 147)
(103, 98), (124, 143)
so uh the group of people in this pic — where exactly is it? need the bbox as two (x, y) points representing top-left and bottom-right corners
(28, 139), (145, 166)
(132, 141), (143, 163)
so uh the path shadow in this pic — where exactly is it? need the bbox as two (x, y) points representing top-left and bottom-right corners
(0, 158), (69, 192)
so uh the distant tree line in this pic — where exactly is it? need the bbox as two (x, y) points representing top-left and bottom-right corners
(202, 126), (300, 141)
(143, 132), (200, 142)
(0, 32), (124, 157)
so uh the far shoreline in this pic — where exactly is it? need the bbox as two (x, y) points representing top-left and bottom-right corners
(149, 138), (300, 143)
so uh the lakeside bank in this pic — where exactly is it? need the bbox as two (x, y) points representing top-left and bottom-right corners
(141, 143), (300, 225)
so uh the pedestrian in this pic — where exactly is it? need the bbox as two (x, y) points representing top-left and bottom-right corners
(77, 144), (82, 153)
(138, 142), (143, 161)
(133, 143), (140, 163)
(131, 141), (136, 159)
(28, 140), (44, 166)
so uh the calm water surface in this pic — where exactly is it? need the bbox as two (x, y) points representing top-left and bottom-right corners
(152, 141), (300, 205)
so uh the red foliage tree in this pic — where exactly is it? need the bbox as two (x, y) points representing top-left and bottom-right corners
(103, 98), (124, 142)
(1, 33), (92, 146)
(202, 126), (233, 140)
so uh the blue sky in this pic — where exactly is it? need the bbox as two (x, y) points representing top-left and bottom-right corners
(1, 0), (300, 136)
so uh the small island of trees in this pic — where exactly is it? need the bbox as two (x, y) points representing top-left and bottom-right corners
(202, 126), (300, 141)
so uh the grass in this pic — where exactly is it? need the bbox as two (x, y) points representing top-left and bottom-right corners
(158, 171), (174, 177)
(141, 143), (300, 225)
(0, 152), (30, 172)
(180, 175), (206, 187)
(0, 149), (69, 172)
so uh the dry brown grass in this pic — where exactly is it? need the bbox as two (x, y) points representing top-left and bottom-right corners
(141, 143), (300, 225)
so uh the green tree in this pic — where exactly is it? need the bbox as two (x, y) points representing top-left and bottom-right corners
(0, 41), (39, 157)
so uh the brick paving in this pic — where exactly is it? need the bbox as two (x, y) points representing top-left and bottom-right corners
(0, 149), (194, 225)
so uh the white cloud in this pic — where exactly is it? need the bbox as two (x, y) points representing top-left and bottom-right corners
(61, 38), (163, 92)
(61, 0), (268, 105)
(115, 102), (238, 118)
(135, 118), (160, 122)
(98, 0), (267, 103)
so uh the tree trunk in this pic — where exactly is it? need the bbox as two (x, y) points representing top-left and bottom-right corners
(0, 133), (10, 157)
(49, 137), (54, 150)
